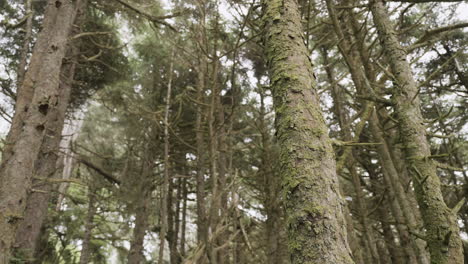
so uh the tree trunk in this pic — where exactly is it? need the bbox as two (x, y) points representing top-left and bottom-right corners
(321, 46), (377, 264)
(16, 0), (33, 92)
(158, 47), (175, 264)
(0, 0), (83, 259)
(263, 0), (354, 263)
(128, 186), (151, 264)
(12, 3), (87, 259)
(194, 3), (209, 260)
(258, 89), (286, 264)
(370, 0), (464, 262)
(79, 187), (97, 264)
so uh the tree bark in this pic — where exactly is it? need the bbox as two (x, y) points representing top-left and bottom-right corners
(16, 0), (33, 92)
(370, 0), (464, 262)
(0, 0), (83, 259)
(128, 185), (151, 264)
(79, 187), (97, 264)
(263, 0), (354, 263)
(158, 47), (175, 264)
(194, 3), (209, 261)
(12, 3), (87, 260)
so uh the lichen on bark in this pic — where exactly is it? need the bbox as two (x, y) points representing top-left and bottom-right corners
(262, 0), (354, 263)
(370, 0), (464, 262)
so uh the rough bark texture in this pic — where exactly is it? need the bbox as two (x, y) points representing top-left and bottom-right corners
(16, 0), (33, 92)
(12, 49), (76, 262)
(195, 3), (209, 257)
(325, 1), (432, 262)
(370, 0), (464, 262)
(0, 0), (82, 260)
(263, 0), (354, 263)
(12, 3), (87, 259)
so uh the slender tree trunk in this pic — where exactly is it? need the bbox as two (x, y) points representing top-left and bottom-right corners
(79, 187), (97, 264)
(180, 178), (187, 258)
(194, 4), (209, 261)
(0, 0), (83, 259)
(263, 0), (354, 262)
(325, 1), (430, 262)
(159, 47), (175, 264)
(128, 159), (153, 264)
(321, 46), (378, 264)
(195, 56), (208, 263)
(370, 1), (464, 262)
(128, 194), (150, 264)
(257, 89), (286, 264)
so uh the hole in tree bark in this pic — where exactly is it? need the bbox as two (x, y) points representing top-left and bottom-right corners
(55, 1), (62, 8)
(36, 124), (45, 132)
(38, 103), (49, 115)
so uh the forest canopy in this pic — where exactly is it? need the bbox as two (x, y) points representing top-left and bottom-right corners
(0, 0), (467, 263)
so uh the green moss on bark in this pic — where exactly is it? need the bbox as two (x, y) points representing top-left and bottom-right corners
(263, 0), (354, 263)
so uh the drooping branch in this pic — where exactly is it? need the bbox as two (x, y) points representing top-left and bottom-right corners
(78, 156), (121, 185)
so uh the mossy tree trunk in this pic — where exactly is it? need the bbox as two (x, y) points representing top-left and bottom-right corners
(370, 0), (464, 262)
(263, 0), (354, 263)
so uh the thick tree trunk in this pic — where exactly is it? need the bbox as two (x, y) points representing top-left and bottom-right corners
(0, 0), (83, 259)
(12, 51), (76, 262)
(263, 0), (354, 263)
(370, 0), (464, 262)
(12, 3), (87, 259)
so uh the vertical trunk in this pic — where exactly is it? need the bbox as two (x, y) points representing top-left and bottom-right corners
(369, 113), (429, 264)
(370, 1), (464, 262)
(195, 4), (209, 260)
(325, 1), (430, 262)
(12, 50), (76, 262)
(321, 46), (378, 264)
(168, 177), (181, 264)
(263, 0), (354, 263)
(180, 178), (187, 258)
(16, 0), (33, 91)
(195, 54), (208, 261)
(366, 165), (405, 264)
(206, 21), (222, 261)
(79, 188), (97, 264)
(13, 3), (87, 259)
(127, 194), (150, 264)
(128, 160), (152, 264)
(258, 90), (285, 264)
(207, 57), (219, 264)
(0, 0), (83, 259)
(159, 47), (175, 264)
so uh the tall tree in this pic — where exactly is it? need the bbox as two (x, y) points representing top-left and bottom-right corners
(0, 0), (86, 259)
(370, 0), (464, 262)
(262, 0), (354, 263)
